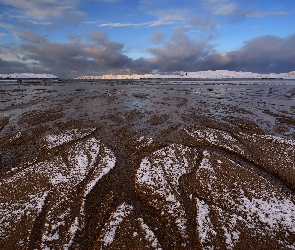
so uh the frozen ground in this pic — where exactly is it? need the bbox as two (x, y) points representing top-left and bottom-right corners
(0, 79), (295, 249)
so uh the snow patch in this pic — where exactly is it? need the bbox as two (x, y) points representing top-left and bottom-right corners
(136, 144), (198, 238)
(184, 127), (246, 155)
(44, 128), (96, 149)
(196, 198), (217, 249)
(137, 218), (162, 249)
(101, 203), (133, 246)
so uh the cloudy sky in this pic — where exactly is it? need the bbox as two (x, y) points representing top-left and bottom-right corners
(0, 0), (294, 78)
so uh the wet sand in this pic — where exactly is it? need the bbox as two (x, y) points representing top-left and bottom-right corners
(1, 79), (295, 249)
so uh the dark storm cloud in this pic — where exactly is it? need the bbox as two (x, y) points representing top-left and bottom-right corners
(132, 57), (153, 73)
(0, 58), (27, 74)
(85, 31), (133, 68)
(3, 30), (295, 78)
(144, 31), (295, 74)
(202, 35), (295, 73)
(147, 28), (213, 72)
(19, 42), (98, 78)
(18, 32), (134, 78)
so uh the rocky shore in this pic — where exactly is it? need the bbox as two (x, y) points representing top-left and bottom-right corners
(1, 79), (295, 249)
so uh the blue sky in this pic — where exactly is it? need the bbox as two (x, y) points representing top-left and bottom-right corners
(0, 0), (294, 78)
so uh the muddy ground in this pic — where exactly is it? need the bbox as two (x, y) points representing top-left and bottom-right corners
(0, 79), (295, 249)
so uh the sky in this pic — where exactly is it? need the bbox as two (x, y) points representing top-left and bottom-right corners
(0, 0), (295, 78)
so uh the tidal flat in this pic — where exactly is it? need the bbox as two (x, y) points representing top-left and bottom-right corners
(1, 79), (295, 249)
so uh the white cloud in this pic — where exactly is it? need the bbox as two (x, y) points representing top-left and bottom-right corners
(27, 20), (52, 25)
(204, 0), (238, 16)
(99, 22), (152, 27)
(95, 0), (121, 2)
(0, 21), (15, 30)
(1, 0), (86, 24)
(145, 8), (189, 27)
(148, 8), (188, 22)
(98, 9), (189, 28)
(214, 2), (238, 15)
(148, 20), (177, 27)
(203, 0), (289, 18)
(246, 12), (288, 18)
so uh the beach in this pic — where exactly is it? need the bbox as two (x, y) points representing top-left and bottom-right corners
(1, 79), (295, 249)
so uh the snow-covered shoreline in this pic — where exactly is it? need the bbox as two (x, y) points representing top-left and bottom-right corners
(0, 72), (58, 79)
(75, 70), (295, 80)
